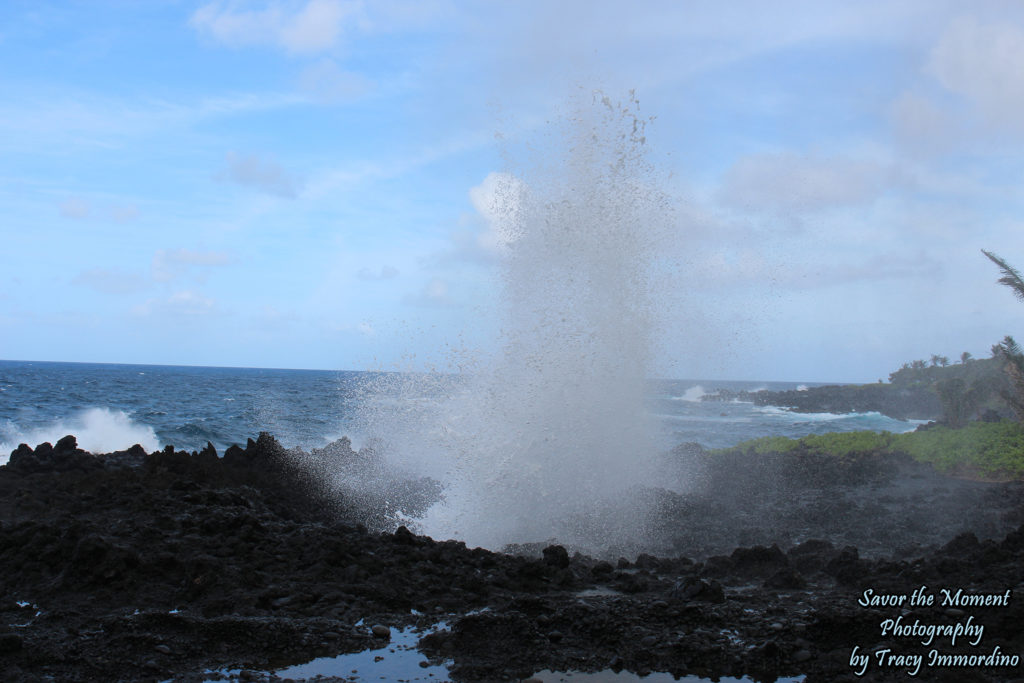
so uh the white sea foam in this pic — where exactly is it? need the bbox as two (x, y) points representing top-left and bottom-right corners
(671, 385), (706, 402)
(755, 405), (848, 420)
(0, 408), (159, 464)
(753, 406), (920, 432)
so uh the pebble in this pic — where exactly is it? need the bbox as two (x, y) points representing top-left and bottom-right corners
(546, 630), (563, 643)
(371, 624), (391, 638)
(945, 608), (966, 617)
(154, 644), (172, 655)
(793, 649), (812, 662)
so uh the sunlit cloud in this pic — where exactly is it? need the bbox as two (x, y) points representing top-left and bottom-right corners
(928, 16), (1024, 133)
(190, 0), (360, 54)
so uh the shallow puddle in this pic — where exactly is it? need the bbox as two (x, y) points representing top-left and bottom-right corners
(205, 620), (805, 683)
(272, 624), (451, 682)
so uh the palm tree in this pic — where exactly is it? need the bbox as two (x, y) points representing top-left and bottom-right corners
(935, 377), (987, 428)
(993, 336), (1024, 422)
(960, 351), (973, 364)
(983, 250), (1024, 301)
(983, 251), (1024, 423)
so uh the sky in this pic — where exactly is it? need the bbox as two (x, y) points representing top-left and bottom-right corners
(2, 1), (1024, 383)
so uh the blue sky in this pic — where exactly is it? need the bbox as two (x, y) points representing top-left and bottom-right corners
(3, 0), (1024, 382)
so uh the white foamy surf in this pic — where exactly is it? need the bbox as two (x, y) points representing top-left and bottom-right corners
(671, 385), (707, 402)
(0, 407), (159, 464)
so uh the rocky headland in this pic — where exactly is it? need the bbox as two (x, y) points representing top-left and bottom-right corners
(700, 383), (943, 421)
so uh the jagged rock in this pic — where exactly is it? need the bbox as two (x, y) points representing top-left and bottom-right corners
(542, 544), (569, 568)
(54, 435), (78, 454)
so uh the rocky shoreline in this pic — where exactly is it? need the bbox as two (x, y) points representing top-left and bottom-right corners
(2, 434), (1023, 682)
(701, 384), (944, 421)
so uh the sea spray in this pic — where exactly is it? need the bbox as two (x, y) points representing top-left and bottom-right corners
(0, 407), (160, 463)
(351, 93), (672, 552)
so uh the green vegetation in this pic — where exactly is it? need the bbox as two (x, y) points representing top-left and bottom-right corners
(897, 421), (1024, 477)
(707, 250), (1024, 479)
(713, 421), (1024, 479)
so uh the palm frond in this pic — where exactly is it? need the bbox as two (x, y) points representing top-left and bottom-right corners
(1003, 335), (1023, 359)
(983, 249), (1024, 302)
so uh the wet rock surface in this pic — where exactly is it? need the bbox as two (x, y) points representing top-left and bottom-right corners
(1, 434), (1023, 682)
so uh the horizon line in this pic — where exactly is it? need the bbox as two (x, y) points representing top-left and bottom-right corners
(0, 357), (850, 386)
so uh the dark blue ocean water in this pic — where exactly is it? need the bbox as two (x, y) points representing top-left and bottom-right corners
(0, 359), (922, 464)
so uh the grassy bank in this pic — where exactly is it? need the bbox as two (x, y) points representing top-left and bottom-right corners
(712, 420), (1024, 479)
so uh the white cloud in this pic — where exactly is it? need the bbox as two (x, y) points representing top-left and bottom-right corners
(0, 89), (306, 155)
(223, 152), (299, 198)
(251, 305), (301, 331)
(73, 268), (149, 295)
(110, 204), (140, 222)
(683, 249), (941, 292)
(719, 152), (889, 214)
(431, 172), (527, 267)
(59, 198), (141, 222)
(133, 290), (217, 317)
(59, 198), (90, 219)
(282, 0), (353, 52)
(190, 0), (360, 54)
(152, 249), (232, 282)
(889, 91), (957, 154)
(356, 265), (399, 280)
(928, 16), (1024, 131)
(298, 58), (370, 103)
(404, 277), (453, 307)
(469, 171), (525, 251)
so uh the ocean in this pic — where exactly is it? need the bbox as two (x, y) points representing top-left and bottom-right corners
(0, 359), (923, 465)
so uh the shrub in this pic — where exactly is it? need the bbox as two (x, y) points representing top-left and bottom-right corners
(712, 421), (1024, 479)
